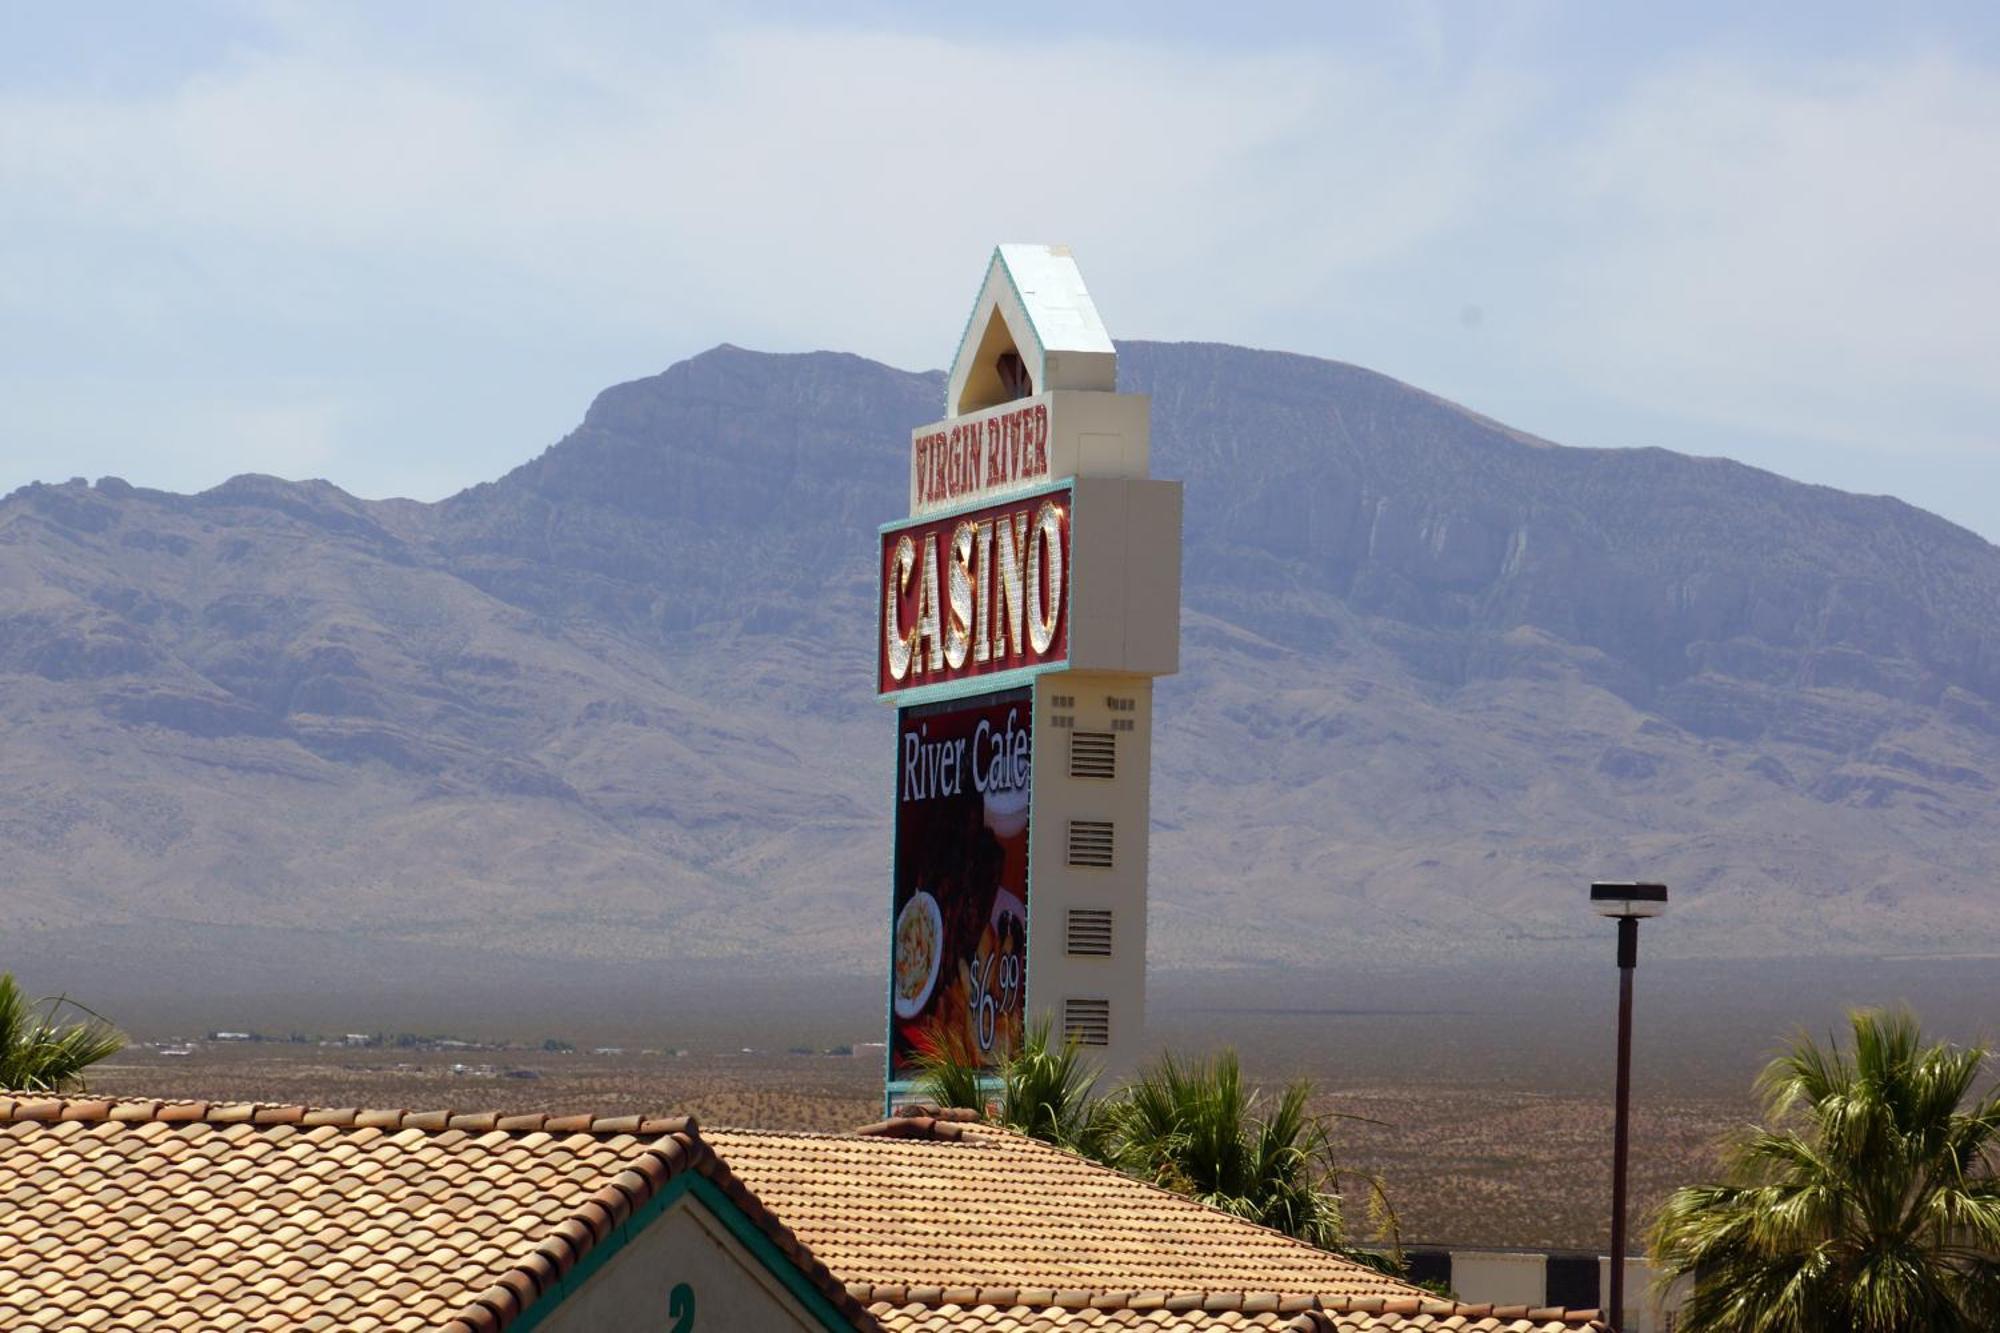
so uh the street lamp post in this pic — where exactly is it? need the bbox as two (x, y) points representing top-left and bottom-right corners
(1591, 881), (1667, 1333)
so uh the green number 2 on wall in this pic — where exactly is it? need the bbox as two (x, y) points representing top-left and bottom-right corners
(668, 1282), (695, 1332)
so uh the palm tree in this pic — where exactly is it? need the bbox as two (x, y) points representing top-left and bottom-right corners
(1110, 1048), (1386, 1254)
(915, 1016), (1113, 1161)
(1652, 1008), (2000, 1332)
(0, 973), (124, 1092)
(919, 1033), (1400, 1262)
(912, 1042), (988, 1116)
(994, 1016), (1114, 1161)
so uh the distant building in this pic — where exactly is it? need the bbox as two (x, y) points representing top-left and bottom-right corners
(1400, 1245), (1687, 1333)
(0, 1093), (1605, 1332)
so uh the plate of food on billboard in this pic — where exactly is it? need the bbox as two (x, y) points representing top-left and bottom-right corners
(890, 687), (1031, 1082)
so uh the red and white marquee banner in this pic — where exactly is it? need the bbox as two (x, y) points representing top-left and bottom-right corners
(879, 483), (1070, 696)
(910, 394), (1052, 516)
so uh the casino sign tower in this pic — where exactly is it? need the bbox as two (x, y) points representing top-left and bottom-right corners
(878, 245), (1182, 1107)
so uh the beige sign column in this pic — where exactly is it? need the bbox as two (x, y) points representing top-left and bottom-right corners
(879, 245), (1181, 1104)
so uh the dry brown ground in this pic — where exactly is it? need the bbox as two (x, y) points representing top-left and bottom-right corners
(78, 953), (1954, 1255)
(91, 1044), (1744, 1253)
(1312, 1084), (1745, 1252)
(93, 1046), (881, 1136)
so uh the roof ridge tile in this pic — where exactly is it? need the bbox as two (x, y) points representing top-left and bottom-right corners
(0, 1094), (702, 1140)
(887, 1102), (984, 1123)
(843, 1281), (1606, 1327)
(852, 1115), (972, 1141)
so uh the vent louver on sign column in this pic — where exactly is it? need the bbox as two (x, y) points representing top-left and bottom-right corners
(1069, 731), (1116, 780)
(1066, 820), (1114, 868)
(1062, 997), (1111, 1047)
(1065, 909), (1113, 957)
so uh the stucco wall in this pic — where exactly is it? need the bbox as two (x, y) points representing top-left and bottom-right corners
(537, 1193), (825, 1333)
(1030, 670), (1155, 1084)
(1447, 1251), (1549, 1308)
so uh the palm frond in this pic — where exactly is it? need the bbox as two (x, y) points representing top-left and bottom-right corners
(0, 974), (124, 1093)
(1652, 1007), (2000, 1331)
(997, 1016), (1113, 1160)
(913, 1043), (989, 1113)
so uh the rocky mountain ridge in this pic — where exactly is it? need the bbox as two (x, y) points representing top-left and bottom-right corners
(2, 341), (1996, 970)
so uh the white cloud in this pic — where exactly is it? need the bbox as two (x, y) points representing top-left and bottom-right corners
(0, 23), (1530, 361)
(1, 384), (344, 491)
(0, 11), (1993, 526)
(199, 398), (342, 478)
(1533, 53), (2000, 458)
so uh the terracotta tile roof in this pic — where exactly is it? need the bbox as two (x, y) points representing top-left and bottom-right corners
(0, 1094), (873, 1333)
(711, 1116), (1602, 1333)
(0, 1096), (1600, 1333)
(866, 1302), (1594, 1331)
(708, 1119), (1420, 1298)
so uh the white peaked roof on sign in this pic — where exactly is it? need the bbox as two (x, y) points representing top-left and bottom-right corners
(993, 244), (1115, 355)
(946, 244), (1118, 418)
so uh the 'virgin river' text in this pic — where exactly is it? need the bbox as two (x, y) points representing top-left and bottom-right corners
(912, 400), (1050, 509)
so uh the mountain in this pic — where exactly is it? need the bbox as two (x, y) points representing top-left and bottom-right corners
(3, 342), (1997, 975)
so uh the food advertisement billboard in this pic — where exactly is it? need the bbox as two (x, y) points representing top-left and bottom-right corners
(889, 687), (1031, 1083)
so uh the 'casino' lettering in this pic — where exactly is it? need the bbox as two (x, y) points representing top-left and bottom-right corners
(882, 490), (1068, 690)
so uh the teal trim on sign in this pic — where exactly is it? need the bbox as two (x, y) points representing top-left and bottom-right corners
(876, 476), (1074, 535)
(885, 1075), (999, 1114)
(883, 699), (900, 1109)
(507, 1171), (852, 1333)
(944, 248), (1002, 412)
(884, 683), (1035, 1114)
(946, 248), (1047, 415)
(879, 661), (1062, 709)
(1022, 675), (1038, 1086)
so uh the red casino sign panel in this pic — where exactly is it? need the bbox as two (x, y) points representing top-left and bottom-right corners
(879, 483), (1070, 696)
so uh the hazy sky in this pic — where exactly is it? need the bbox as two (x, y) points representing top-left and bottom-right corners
(5, 3), (1997, 539)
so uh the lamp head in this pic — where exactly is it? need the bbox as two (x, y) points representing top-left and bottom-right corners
(1591, 881), (1668, 919)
